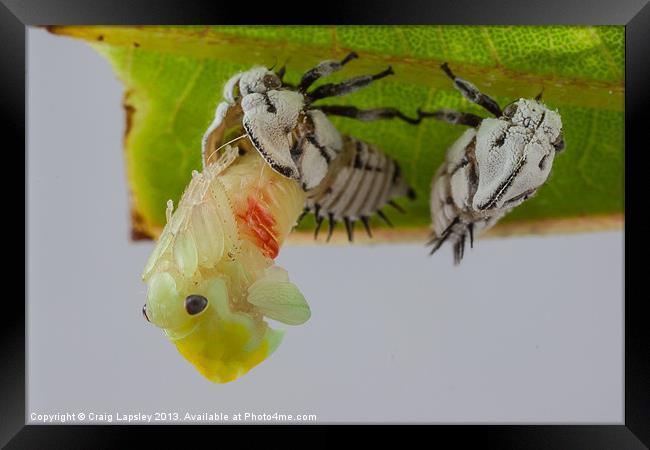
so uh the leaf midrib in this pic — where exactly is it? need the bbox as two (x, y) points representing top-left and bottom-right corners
(49, 26), (623, 112)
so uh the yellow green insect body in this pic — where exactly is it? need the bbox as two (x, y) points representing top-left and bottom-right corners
(142, 143), (309, 383)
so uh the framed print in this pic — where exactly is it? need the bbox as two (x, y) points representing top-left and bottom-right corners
(6, 0), (649, 447)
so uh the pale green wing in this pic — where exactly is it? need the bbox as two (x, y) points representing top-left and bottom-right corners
(247, 279), (311, 326)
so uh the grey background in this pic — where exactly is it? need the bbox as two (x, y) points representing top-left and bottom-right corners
(27, 27), (623, 423)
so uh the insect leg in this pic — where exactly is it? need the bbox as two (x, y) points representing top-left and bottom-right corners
(298, 52), (359, 92)
(296, 206), (310, 225)
(387, 200), (406, 214)
(317, 105), (426, 125)
(453, 232), (467, 265)
(344, 217), (355, 242)
(407, 187), (417, 200)
(440, 62), (502, 117)
(326, 213), (338, 242)
(427, 232), (450, 256)
(360, 216), (373, 238)
(277, 64), (297, 89)
(427, 216), (460, 256)
(142, 304), (150, 322)
(314, 215), (324, 239)
(306, 66), (394, 103)
(468, 222), (474, 249)
(415, 108), (483, 127)
(376, 209), (393, 227)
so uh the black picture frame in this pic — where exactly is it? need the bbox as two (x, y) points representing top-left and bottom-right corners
(7, 0), (648, 447)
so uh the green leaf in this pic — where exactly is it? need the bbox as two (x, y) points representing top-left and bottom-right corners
(48, 25), (623, 242)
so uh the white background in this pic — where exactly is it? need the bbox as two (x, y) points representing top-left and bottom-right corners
(27, 27), (623, 423)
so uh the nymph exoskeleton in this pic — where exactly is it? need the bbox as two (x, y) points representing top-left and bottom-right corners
(299, 135), (416, 242)
(422, 63), (565, 264)
(202, 53), (421, 240)
(142, 141), (311, 384)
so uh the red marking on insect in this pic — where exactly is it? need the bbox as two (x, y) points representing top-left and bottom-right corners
(237, 194), (279, 259)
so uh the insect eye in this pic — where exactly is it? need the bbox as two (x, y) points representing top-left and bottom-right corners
(185, 294), (209, 315)
(552, 134), (565, 152)
(502, 103), (518, 118)
(494, 131), (506, 147)
(263, 74), (282, 89)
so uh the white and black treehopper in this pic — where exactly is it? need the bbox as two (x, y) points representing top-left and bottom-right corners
(201, 52), (425, 242)
(420, 63), (565, 264)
